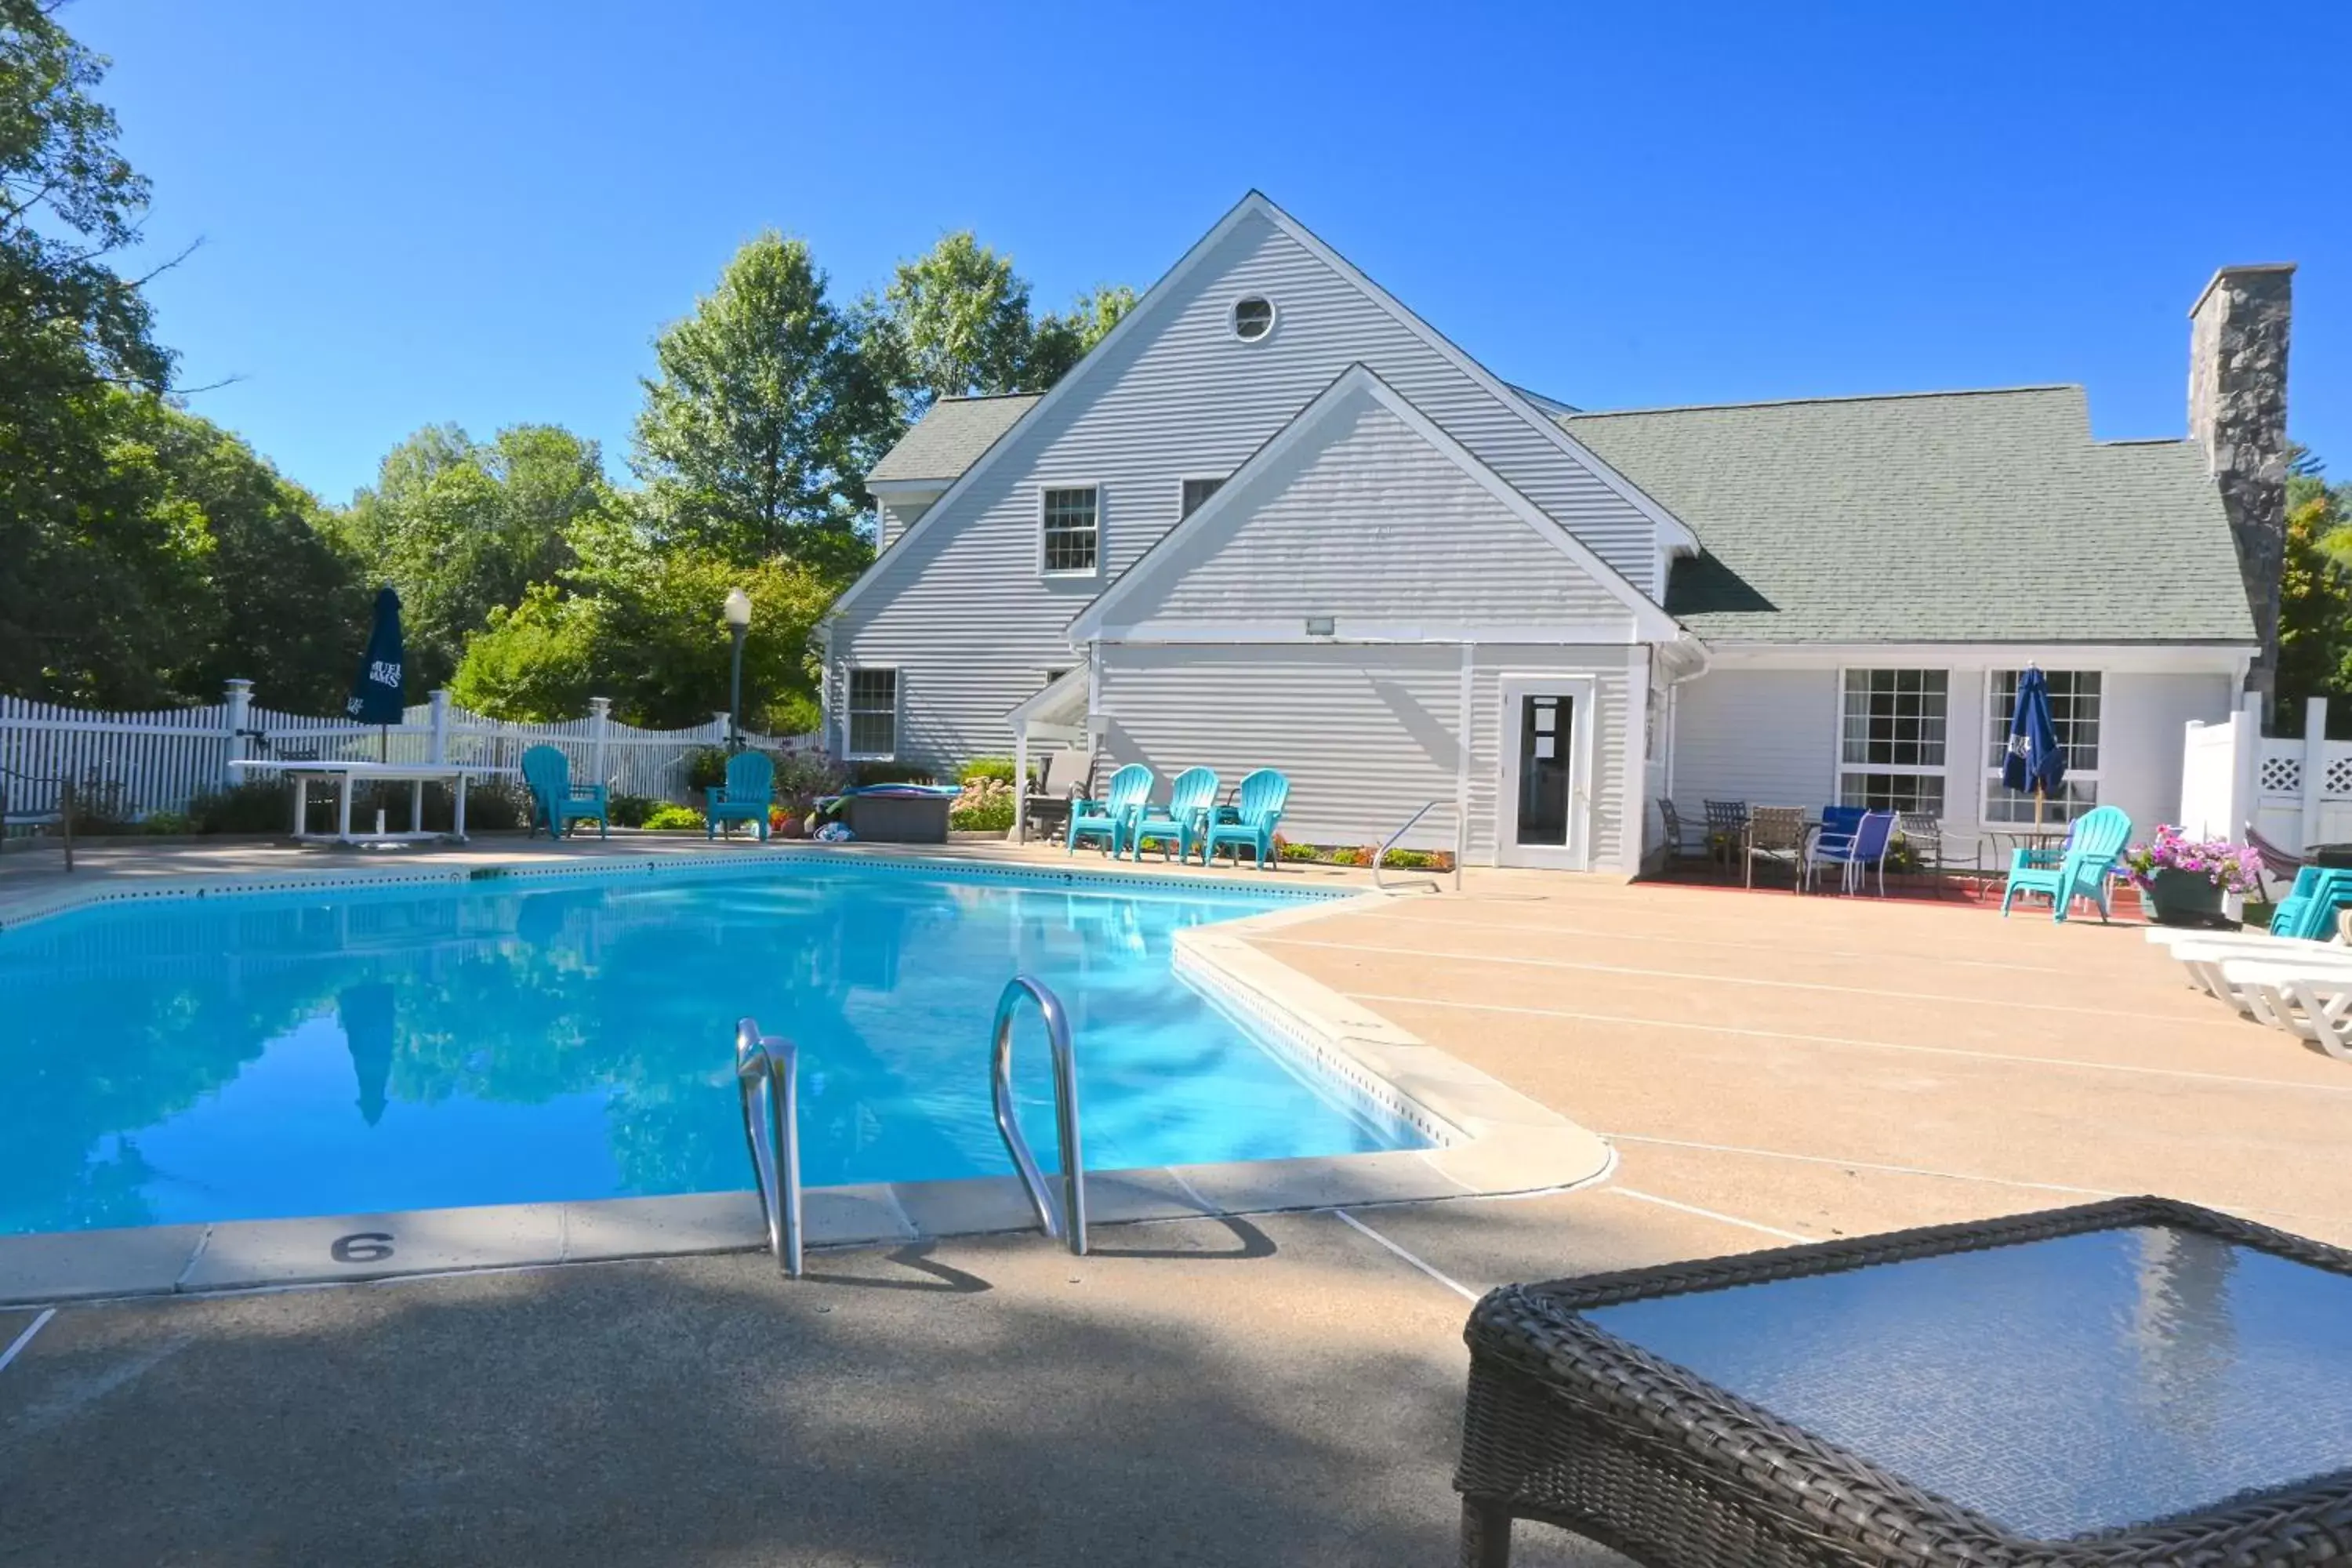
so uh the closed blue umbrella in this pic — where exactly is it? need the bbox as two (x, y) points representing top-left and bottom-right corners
(346, 586), (406, 759)
(2002, 666), (2066, 826)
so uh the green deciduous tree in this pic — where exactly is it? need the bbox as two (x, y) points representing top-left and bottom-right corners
(866, 232), (1135, 418)
(2278, 446), (2352, 710)
(630, 233), (890, 577)
(335, 423), (610, 688)
(1027, 283), (1138, 387)
(453, 511), (831, 735)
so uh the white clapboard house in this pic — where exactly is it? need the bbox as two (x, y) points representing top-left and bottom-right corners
(823, 192), (2285, 871)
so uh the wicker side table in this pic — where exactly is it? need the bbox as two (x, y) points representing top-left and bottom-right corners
(1457, 1196), (2352, 1566)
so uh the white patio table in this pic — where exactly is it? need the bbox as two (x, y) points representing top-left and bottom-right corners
(227, 759), (515, 845)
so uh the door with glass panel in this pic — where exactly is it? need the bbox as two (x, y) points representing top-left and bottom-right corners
(1498, 677), (1592, 868)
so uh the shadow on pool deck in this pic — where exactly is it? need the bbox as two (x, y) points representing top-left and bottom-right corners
(0, 1194), (1769, 1567)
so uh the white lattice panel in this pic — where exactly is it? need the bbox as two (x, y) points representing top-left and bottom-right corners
(2260, 755), (2302, 797)
(2326, 755), (2352, 799)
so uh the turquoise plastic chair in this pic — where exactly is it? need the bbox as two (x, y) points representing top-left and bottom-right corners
(705, 750), (775, 841)
(1067, 764), (1152, 857)
(1204, 769), (1290, 869)
(1130, 767), (1220, 862)
(2270, 866), (2352, 939)
(2000, 804), (2132, 923)
(518, 745), (608, 840)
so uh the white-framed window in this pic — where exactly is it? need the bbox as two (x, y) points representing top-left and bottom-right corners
(844, 667), (898, 759)
(1984, 669), (2101, 823)
(1231, 296), (1276, 342)
(1039, 485), (1099, 575)
(1178, 476), (1225, 519)
(1838, 668), (1948, 816)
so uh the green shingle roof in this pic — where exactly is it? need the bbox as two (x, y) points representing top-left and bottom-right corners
(1563, 387), (2257, 644)
(866, 393), (1041, 485)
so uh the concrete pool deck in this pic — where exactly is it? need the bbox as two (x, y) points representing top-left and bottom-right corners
(5, 838), (2351, 1564)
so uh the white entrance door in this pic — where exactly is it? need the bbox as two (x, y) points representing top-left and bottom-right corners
(1497, 674), (1595, 869)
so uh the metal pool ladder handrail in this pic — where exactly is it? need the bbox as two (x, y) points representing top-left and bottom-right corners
(735, 1017), (804, 1277)
(989, 975), (1088, 1256)
(1372, 797), (1464, 894)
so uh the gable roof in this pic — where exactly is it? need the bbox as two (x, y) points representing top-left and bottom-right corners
(1069, 365), (1681, 644)
(1563, 386), (2258, 645)
(866, 394), (1040, 485)
(830, 191), (1695, 618)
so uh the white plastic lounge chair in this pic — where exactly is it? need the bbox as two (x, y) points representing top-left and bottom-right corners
(2216, 956), (2352, 1060)
(2167, 934), (2349, 1004)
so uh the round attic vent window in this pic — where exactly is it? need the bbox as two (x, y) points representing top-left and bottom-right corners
(1232, 296), (1276, 342)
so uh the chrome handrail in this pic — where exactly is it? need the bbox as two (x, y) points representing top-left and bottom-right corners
(735, 1017), (804, 1277)
(989, 975), (1087, 1256)
(1372, 798), (1462, 894)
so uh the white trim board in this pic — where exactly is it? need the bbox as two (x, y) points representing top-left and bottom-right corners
(827, 191), (1700, 620)
(1700, 642), (2252, 674)
(1495, 673), (1599, 871)
(1067, 364), (1680, 646)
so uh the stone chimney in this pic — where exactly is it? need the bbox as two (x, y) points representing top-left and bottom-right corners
(2188, 263), (2295, 696)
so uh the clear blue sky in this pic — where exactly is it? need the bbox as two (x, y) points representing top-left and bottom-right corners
(77, 0), (2352, 506)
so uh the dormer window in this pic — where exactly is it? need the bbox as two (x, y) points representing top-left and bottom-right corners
(1232, 296), (1276, 342)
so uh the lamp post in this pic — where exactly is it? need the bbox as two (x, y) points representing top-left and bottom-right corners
(723, 588), (752, 750)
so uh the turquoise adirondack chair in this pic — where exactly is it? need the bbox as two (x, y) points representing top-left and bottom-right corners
(1130, 767), (1220, 862)
(1204, 769), (1290, 869)
(2269, 866), (2352, 939)
(1067, 764), (1152, 857)
(518, 745), (608, 840)
(2000, 804), (2132, 923)
(705, 750), (775, 841)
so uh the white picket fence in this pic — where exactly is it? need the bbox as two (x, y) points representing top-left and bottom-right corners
(2180, 694), (2352, 854)
(0, 679), (819, 824)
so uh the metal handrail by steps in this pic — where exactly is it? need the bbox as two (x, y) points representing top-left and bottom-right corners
(989, 975), (1087, 1256)
(1372, 798), (1464, 894)
(735, 1018), (804, 1277)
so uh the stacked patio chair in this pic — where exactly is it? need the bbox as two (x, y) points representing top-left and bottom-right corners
(1742, 806), (1810, 891)
(1701, 800), (1748, 868)
(1653, 798), (1705, 870)
(1021, 749), (1097, 840)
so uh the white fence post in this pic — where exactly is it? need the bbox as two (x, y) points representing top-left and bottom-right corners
(427, 689), (452, 766)
(2301, 697), (2328, 851)
(221, 678), (252, 788)
(590, 696), (612, 787)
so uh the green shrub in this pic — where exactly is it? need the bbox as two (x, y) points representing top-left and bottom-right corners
(773, 749), (847, 803)
(188, 779), (295, 834)
(642, 803), (705, 830)
(141, 811), (192, 835)
(685, 746), (732, 792)
(949, 800), (1015, 832)
(854, 761), (936, 786)
(1277, 840), (1321, 862)
(959, 755), (1017, 785)
(1378, 848), (1439, 869)
(606, 793), (658, 828)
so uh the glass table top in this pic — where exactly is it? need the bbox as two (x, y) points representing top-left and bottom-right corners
(1581, 1225), (2352, 1539)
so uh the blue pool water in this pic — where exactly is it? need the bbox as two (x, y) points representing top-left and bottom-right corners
(0, 864), (1421, 1236)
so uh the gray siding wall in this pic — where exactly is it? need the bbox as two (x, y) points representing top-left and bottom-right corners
(875, 495), (935, 552)
(832, 206), (1662, 771)
(1666, 669), (1838, 819)
(1096, 641), (1635, 869)
(1111, 388), (1636, 634)
(1096, 644), (1462, 851)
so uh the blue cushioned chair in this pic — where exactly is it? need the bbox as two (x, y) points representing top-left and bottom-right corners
(705, 750), (774, 841)
(1131, 767), (1220, 862)
(1204, 769), (1290, 869)
(1808, 808), (1896, 895)
(2000, 804), (2132, 923)
(1068, 764), (1152, 857)
(519, 745), (608, 840)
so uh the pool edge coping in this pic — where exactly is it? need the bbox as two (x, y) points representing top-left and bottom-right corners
(0, 848), (1613, 1305)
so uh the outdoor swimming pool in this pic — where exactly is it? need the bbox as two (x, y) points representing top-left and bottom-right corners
(0, 863), (1426, 1236)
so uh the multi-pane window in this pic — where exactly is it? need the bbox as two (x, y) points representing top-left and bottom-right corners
(1984, 670), (2101, 823)
(1839, 669), (1948, 816)
(1180, 477), (1225, 518)
(1040, 486), (1099, 574)
(846, 668), (898, 758)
